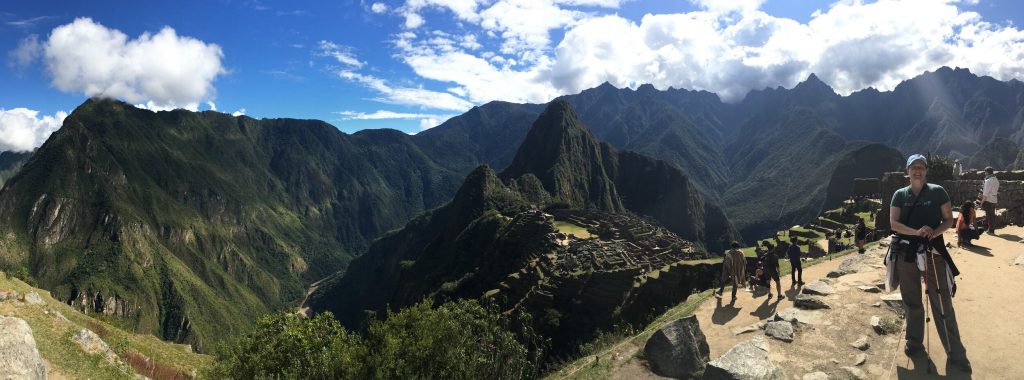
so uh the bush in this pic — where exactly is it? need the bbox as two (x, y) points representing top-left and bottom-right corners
(364, 299), (541, 380)
(210, 299), (543, 380)
(208, 312), (365, 379)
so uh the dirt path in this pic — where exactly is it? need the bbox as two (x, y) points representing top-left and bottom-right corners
(683, 227), (1024, 379)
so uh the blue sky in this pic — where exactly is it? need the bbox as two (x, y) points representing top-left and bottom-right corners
(2, 0), (1024, 151)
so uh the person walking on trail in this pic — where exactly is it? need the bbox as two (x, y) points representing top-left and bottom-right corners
(888, 154), (971, 373)
(980, 166), (999, 235)
(855, 218), (867, 253)
(716, 241), (747, 303)
(764, 243), (783, 300)
(952, 159), (962, 179)
(786, 237), (803, 286)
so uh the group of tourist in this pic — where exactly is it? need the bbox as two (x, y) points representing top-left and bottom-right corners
(714, 154), (997, 373)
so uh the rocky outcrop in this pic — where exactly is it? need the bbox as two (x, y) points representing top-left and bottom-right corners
(800, 281), (834, 296)
(794, 294), (831, 310)
(0, 316), (47, 380)
(643, 315), (710, 378)
(72, 328), (119, 365)
(763, 321), (794, 343)
(703, 336), (784, 380)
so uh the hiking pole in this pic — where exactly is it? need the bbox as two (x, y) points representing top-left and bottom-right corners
(928, 252), (954, 354)
(923, 255), (933, 375)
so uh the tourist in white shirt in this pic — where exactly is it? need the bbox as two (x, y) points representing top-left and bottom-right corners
(980, 166), (999, 235)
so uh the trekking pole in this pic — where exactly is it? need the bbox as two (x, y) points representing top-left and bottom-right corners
(922, 254), (932, 374)
(928, 252), (954, 353)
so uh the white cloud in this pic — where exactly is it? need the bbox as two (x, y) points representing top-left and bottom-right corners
(7, 34), (41, 71)
(479, 0), (584, 57)
(339, 69), (474, 111)
(0, 108), (67, 152)
(318, 40), (364, 68)
(419, 117), (443, 131)
(336, 110), (453, 120)
(690, 0), (766, 16)
(232, 108), (247, 117)
(206, 101), (217, 111)
(33, 18), (224, 110)
(385, 0), (1024, 105)
(371, 2), (389, 13)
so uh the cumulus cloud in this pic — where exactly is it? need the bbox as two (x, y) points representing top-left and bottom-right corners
(0, 108), (67, 152)
(371, 2), (389, 13)
(419, 117), (444, 131)
(232, 108), (247, 117)
(385, 0), (1024, 105)
(26, 18), (224, 110)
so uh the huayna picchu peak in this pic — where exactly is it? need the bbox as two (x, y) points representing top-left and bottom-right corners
(306, 100), (740, 357)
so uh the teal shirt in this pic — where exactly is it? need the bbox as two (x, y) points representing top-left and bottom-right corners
(890, 183), (951, 230)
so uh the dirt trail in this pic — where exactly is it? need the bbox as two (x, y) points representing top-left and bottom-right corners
(686, 227), (1024, 379)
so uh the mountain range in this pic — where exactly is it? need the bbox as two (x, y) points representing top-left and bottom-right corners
(306, 100), (732, 355)
(0, 66), (1021, 350)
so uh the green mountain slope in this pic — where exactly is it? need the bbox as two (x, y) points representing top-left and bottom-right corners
(0, 150), (32, 189)
(0, 99), (468, 350)
(306, 101), (736, 356)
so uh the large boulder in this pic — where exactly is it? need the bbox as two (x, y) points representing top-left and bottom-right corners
(72, 328), (119, 365)
(801, 281), (835, 296)
(763, 321), (794, 342)
(0, 316), (47, 379)
(644, 315), (710, 378)
(703, 336), (784, 380)
(794, 294), (831, 310)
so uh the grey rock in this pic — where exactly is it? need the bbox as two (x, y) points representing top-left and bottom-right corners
(703, 336), (784, 380)
(870, 316), (883, 334)
(871, 302), (882, 307)
(830, 359), (840, 364)
(24, 292), (44, 305)
(1015, 254), (1024, 266)
(644, 315), (710, 378)
(857, 286), (881, 294)
(880, 293), (903, 309)
(854, 353), (867, 366)
(773, 307), (822, 325)
(803, 372), (829, 380)
(802, 281), (835, 296)
(763, 321), (794, 343)
(0, 316), (47, 380)
(840, 366), (867, 380)
(826, 270), (844, 278)
(795, 294), (831, 310)
(850, 335), (870, 351)
(0, 290), (7, 301)
(73, 328), (119, 364)
(838, 257), (864, 273)
(732, 323), (761, 335)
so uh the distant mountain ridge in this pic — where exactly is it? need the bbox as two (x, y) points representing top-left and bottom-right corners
(429, 66), (1021, 237)
(306, 100), (736, 355)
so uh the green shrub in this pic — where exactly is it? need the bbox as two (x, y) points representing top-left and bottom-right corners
(364, 299), (541, 380)
(210, 299), (543, 380)
(208, 312), (365, 379)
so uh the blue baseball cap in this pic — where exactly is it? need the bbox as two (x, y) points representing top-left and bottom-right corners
(906, 154), (927, 168)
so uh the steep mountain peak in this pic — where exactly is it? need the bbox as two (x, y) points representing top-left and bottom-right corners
(501, 100), (623, 212)
(793, 73), (836, 96)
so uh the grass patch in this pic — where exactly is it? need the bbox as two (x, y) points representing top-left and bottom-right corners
(544, 290), (713, 380)
(554, 221), (593, 239)
(0, 273), (211, 379)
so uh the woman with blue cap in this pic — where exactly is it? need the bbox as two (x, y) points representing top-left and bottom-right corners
(887, 154), (970, 373)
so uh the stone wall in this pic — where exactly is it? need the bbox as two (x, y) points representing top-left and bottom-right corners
(853, 178), (881, 197)
(877, 171), (1024, 231)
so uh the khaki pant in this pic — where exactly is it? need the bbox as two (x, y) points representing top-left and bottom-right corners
(896, 254), (967, 360)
